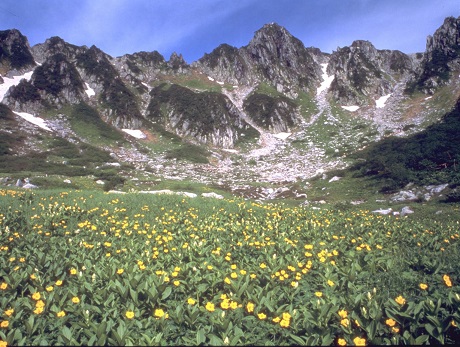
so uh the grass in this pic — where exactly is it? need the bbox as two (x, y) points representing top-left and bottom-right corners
(0, 188), (459, 345)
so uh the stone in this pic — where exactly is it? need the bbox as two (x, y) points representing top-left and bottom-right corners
(202, 192), (224, 199)
(400, 206), (414, 217)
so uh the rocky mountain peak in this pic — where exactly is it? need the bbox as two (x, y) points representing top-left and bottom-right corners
(0, 29), (36, 75)
(31, 36), (86, 64)
(167, 52), (189, 73)
(408, 16), (460, 94)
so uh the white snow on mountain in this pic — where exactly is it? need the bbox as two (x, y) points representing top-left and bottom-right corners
(14, 112), (53, 131)
(316, 63), (334, 95)
(341, 105), (360, 112)
(122, 129), (146, 139)
(85, 83), (95, 97)
(0, 70), (34, 101)
(375, 94), (391, 108)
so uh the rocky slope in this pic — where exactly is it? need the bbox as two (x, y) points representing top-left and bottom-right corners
(0, 16), (460, 201)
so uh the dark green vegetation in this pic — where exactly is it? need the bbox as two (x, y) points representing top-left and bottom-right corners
(0, 189), (459, 345)
(165, 142), (211, 164)
(349, 99), (460, 199)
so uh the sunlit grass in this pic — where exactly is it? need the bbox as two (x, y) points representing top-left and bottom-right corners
(0, 189), (459, 345)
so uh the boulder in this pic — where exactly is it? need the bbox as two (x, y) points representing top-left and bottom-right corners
(202, 192), (224, 199)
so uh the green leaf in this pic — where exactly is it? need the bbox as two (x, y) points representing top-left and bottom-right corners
(61, 326), (72, 342)
(289, 334), (306, 345)
(414, 335), (429, 345)
(161, 286), (172, 300)
(366, 320), (377, 340)
(196, 329), (206, 345)
(207, 334), (223, 346)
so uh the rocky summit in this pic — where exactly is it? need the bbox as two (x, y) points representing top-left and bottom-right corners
(1, 16), (460, 203)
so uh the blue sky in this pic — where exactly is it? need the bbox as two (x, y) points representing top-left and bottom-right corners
(0, 0), (458, 63)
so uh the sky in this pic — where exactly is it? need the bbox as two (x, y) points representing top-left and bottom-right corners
(0, 0), (458, 63)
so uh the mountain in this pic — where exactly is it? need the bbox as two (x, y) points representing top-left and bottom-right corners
(1, 16), (460, 204)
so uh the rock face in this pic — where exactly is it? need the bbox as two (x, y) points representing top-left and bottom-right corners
(0, 17), (459, 151)
(193, 23), (323, 93)
(407, 16), (460, 94)
(327, 40), (415, 106)
(0, 29), (36, 75)
(4, 53), (87, 112)
(243, 91), (298, 132)
(146, 83), (251, 147)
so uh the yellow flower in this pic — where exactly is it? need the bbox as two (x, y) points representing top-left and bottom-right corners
(55, 280), (63, 286)
(0, 339), (6, 347)
(385, 318), (396, 327)
(280, 318), (290, 328)
(230, 272), (238, 279)
(230, 301), (238, 310)
(246, 302), (255, 313)
(260, 263), (267, 269)
(230, 264), (237, 270)
(443, 274), (453, 287)
(125, 311), (135, 319)
(187, 298), (196, 305)
(419, 283), (428, 290)
(33, 307), (44, 315)
(250, 274), (257, 279)
(220, 300), (230, 310)
(353, 336), (366, 346)
(70, 268), (77, 275)
(315, 292), (323, 297)
(272, 316), (281, 323)
(154, 308), (168, 319)
(173, 280), (180, 286)
(338, 338), (347, 346)
(205, 302), (215, 312)
(171, 271), (179, 277)
(291, 281), (299, 288)
(0, 283), (7, 290)
(0, 321), (8, 328)
(117, 269), (124, 275)
(327, 280), (335, 287)
(71, 297), (80, 304)
(338, 309), (348, 318)
(282, 312), (291, 321)
(224, 277), (231, 284)
(35, 300), (45, 308)
(4, 309), (14, 317)
(32, 292), (41, 301)
(391, 326), (400, 333)
(341, 318), (350, 328)
(46, 286), (53, 292)
(57, 311), (66, 318)
(395, 296), (406, 305)
(30, 274), (37, 280)
(257, 312), (267, 320)
(451, 320), (458, 327)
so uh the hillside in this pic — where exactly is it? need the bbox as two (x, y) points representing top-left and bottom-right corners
(0, 16), (460, 208)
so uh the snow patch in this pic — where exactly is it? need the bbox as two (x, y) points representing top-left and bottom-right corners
(316, 63), (334, 95)
(424, 96), (433, 100)
(122, 129), (146, 139)
(207, 76), (214, 81)
(217, 81), (224, 85)
(0, 70), (34, 101)
(375, 94), (391, 108)
(84, 83), (95, 97)
(273, 132), (291, 140)
(222, 148), (239, 153)
(341, 105), (360, 112)
(14, 112), (53, 132)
